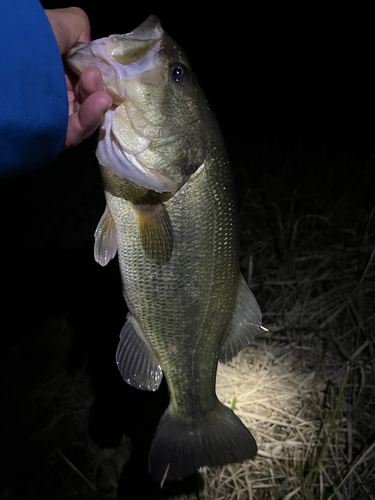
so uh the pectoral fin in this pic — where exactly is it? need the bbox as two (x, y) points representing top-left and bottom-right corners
(219, 275), (263, 363)
(135, 202), (173, 264)
(116, 314), (163, 391)
(94, 206), (118, 266)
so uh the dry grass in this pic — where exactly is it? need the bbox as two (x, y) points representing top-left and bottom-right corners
(201, 144), (375, 499)
(202, 343), (325, 500)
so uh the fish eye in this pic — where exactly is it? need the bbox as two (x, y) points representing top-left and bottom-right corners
(170, 63), (189, 83)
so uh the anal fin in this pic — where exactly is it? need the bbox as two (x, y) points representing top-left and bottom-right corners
(116, 314), (163, 391)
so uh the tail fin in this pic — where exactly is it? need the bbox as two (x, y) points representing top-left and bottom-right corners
(148, 399), (257, 482)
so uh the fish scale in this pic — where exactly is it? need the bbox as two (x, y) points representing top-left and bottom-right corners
(66, 14), (263, 482)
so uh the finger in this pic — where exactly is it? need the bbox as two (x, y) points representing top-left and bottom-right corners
(74, 67), (105, 102)
(64, 92), (112, 148)
(65, 64), (79, 93)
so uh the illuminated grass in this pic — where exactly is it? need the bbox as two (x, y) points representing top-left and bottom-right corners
(201, 141), (375, 499)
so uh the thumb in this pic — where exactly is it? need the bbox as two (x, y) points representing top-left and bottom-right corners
(45, 7), (91, 56)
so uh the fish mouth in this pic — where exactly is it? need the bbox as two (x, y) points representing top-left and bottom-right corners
(67, 15), (204, 193)
(66, 16), (165, 104)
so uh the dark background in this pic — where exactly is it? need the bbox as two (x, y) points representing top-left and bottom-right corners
(48, 0), (375, 148)
(1, 1), (374, 498)
(1, 0), (373, 359)
(1, 0), (372, 343)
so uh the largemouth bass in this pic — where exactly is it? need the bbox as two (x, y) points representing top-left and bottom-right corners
(66, 15), (262, 482)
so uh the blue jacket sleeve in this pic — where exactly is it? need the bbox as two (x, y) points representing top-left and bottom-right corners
(0, 0), (68, 176)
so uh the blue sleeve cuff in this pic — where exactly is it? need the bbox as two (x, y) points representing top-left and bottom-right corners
(0, 0), (68, 176)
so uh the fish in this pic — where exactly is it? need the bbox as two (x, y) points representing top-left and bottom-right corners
(66, 15), (263, 482)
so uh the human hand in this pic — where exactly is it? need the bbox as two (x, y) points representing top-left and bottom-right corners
(45, 8), (112, 149)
